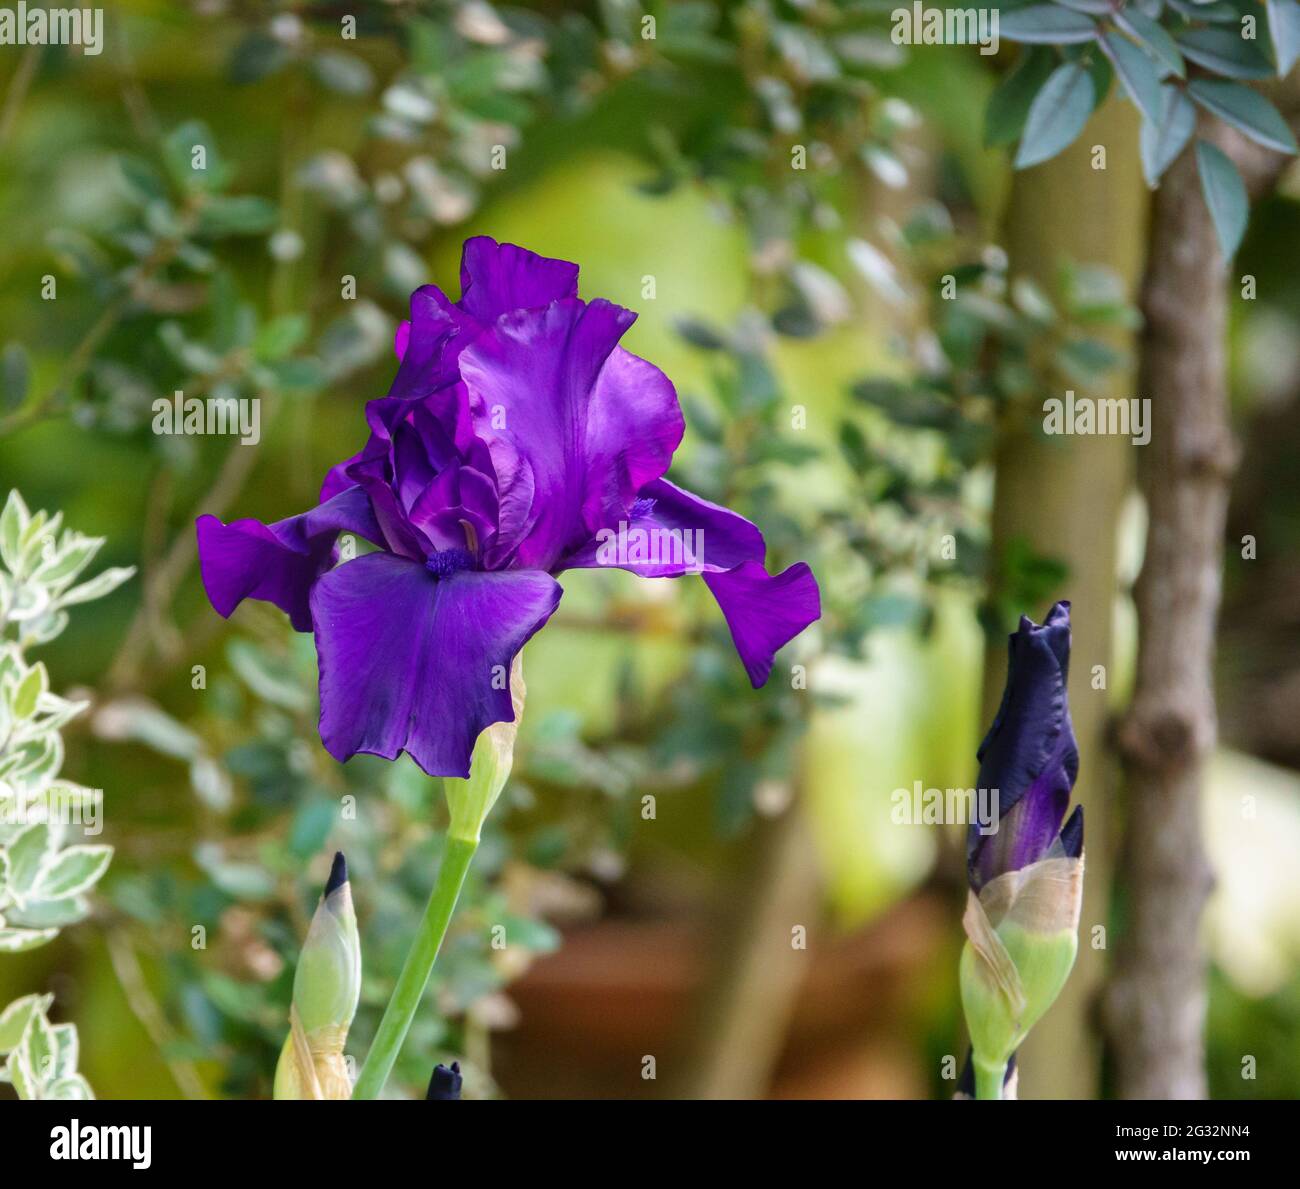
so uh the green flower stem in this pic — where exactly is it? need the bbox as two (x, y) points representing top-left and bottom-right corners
(352, 835), (479, 1100)
(973, 1055), (1008, 1101)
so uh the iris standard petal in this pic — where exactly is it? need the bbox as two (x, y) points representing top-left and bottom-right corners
(701, 559), (821, 688)
(457, 235), (579, 322)
(310, 552), (562, 777)
(196, 486), (382, 632)
(459, 297), (682, 571)
(390, 237), (580, 387)
(389, 285), (472, 399)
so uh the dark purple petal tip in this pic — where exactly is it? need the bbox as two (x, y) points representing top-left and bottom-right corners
(426, 1060), (463, 1101)
(324, 851), (348, 896)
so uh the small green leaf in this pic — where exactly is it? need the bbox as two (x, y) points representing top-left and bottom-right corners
(1268, 0), (1300, 75)
(50, 1023), (78, 1080)
(1175, 29), (1274, 78)
(22, 1007), (56, 1086)
(117, 155), (168, 204)
(7, 822), (52, 896)
(4, 896), (90, 929)
(0, 490), (30, 572)
(1114, 9), (1185, 78)
(253, 314), (310, 362)
(35, 845), (113, 900)
(1165, 0), (1241, 22)
(12, 661), (47, 719)
(58, 565), (134, 606)
(197, 195), (278, 237)
(311, 50), (375, 95)
(46, 1073), (94, 1100)
(986, 47), (1057, 147)
(5, 1042), (37, 1097)
(1101, 32), (1163, 125)
(31, 535), (103, 586)
(1196, 140), (1249, 257)
(163, 120), (231, 193)
(1141, 87), (1197, 187)
(1016, 63), (1095, 169)
(0, 926), (59, 953)
(999, 6), (1098, 43)
(1187, 80), (1298, 155)
(228, 31), (291, 85)
(0, 994), (52, 1053)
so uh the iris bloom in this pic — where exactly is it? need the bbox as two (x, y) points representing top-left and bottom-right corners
(197, 237), (820, 778)
(959, 600), (1084, 1100)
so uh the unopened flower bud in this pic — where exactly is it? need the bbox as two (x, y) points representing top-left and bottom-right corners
(274, 851), (362, 1100)
(959, 602), (1086, 1098)
(426, 1061), (463, 1100)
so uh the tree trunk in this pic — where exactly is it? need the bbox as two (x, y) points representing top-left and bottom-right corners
(986, 95), (1146, 1099)
(1104, 116), (1293, 1100)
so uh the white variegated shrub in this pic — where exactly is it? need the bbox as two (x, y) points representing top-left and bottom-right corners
(0, 490), (133, 1100)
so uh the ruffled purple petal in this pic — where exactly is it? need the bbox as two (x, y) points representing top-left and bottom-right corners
(579, 343), (684, 529)
(457, 236), (579, 323)
(389, 285), (472, 401)
(968, 601), (1079, 889)
(408, 460), (499, 554)
(389, 237), (580, 388)
(459, 297), (681, 571)
(343, 452), (433, 561)
(196, 486), (381, 631)
(310, 551), (562, 777)
(702, 559), (821, 688)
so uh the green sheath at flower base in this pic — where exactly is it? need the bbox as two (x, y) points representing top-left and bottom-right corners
(959, 854), (1083, 1098)
(444, 659), (525, 843)
(274, 851), (361, 1100)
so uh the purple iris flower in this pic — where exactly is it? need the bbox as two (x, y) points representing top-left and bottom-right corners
(968, 600), (1083, 890)
(196, 237), (821, 778)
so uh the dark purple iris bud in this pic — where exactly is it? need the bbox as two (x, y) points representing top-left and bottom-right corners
(968, 601), (1083, 891)
(197, 237), (821, 779)
(426, 1061), (462, 1101)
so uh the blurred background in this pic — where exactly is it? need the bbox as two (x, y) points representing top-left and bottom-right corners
(1, 0), (1298, 1100)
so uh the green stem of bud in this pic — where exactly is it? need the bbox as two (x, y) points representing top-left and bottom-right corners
(351, 835), (478, 1100)
(973, 1055), (1008, 1101)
